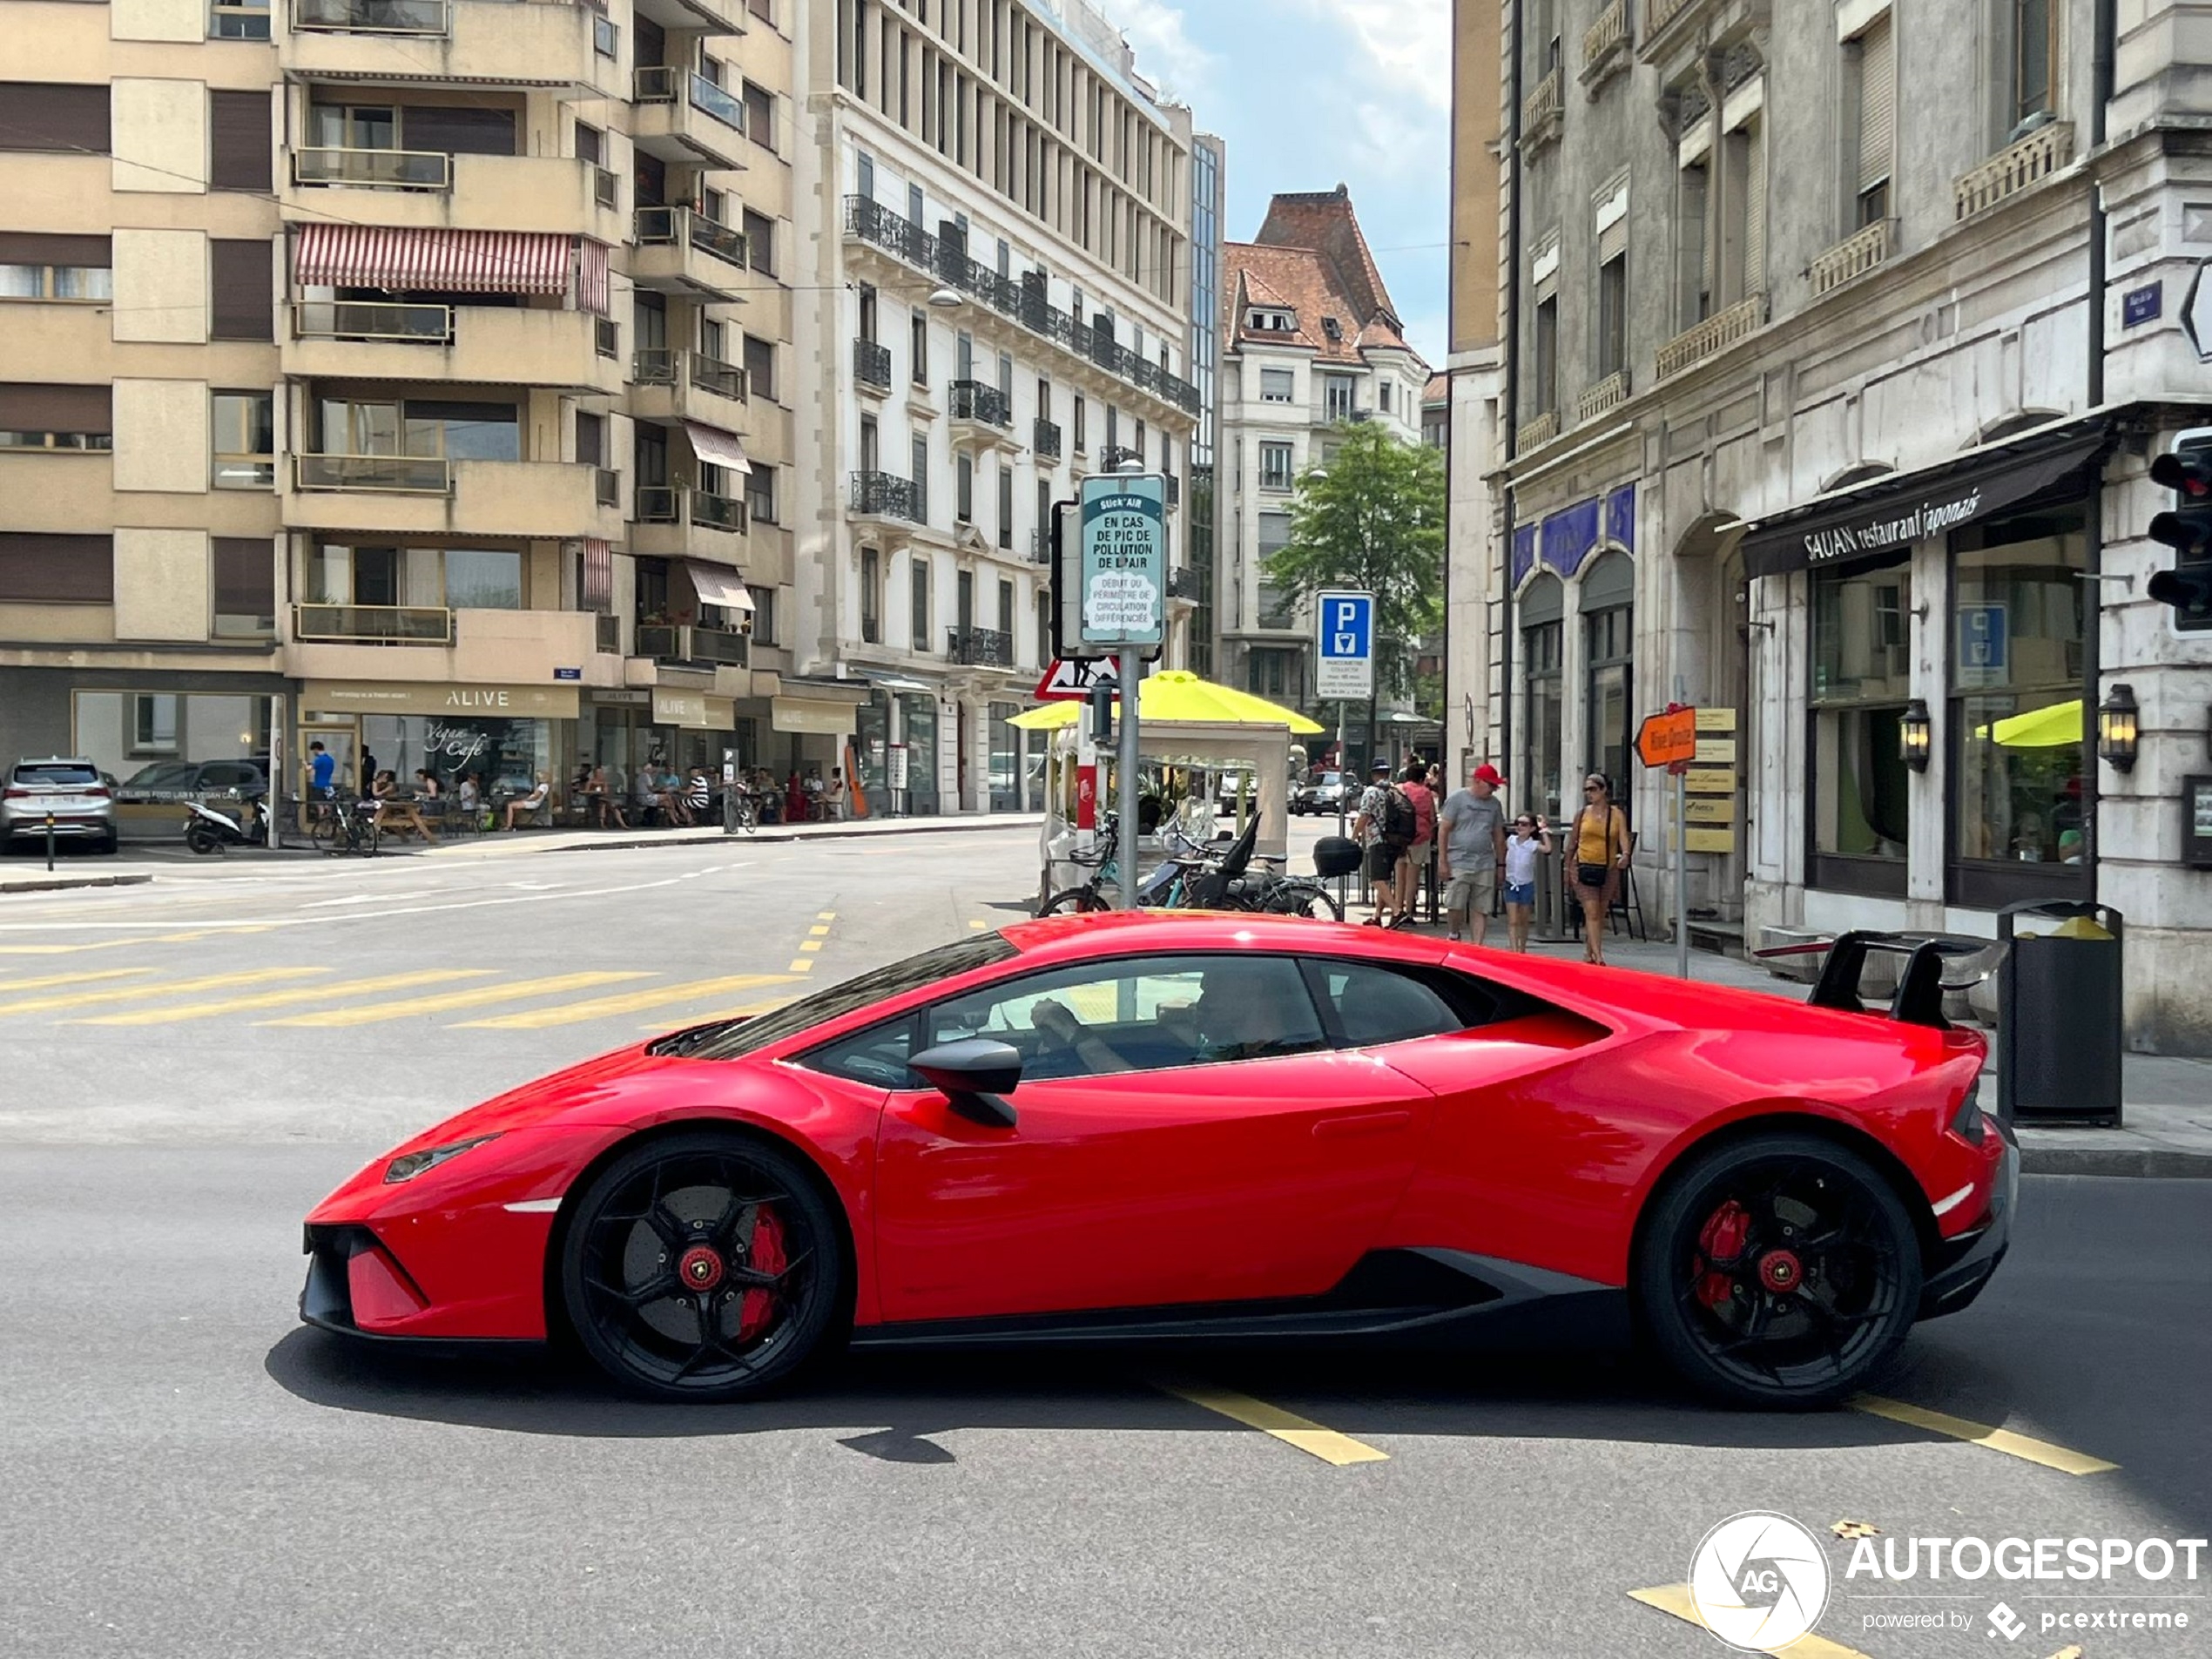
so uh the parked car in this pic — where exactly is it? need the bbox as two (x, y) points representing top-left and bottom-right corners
(112, 758), (270, 842)
(3, 758), (118, 853)
(1292, 772), (1353, 816)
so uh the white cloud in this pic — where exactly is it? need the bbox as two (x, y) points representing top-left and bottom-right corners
(1109, 0), (1218, 104)
(1310, 0), (1453, 111)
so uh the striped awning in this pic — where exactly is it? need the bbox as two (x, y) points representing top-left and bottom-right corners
(575, 239), (609, 317)
(683, 421), (752, 474)
(293, 225), (573, 295)
(580, 537), (612, 614)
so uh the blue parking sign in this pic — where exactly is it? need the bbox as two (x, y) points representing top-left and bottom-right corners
(1316, 590), (1374, 698)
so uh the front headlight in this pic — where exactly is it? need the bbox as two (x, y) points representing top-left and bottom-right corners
(383, 1132), (501, 1184)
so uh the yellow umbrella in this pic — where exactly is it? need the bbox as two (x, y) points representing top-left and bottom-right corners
(1973, 698), (2081, 748)
(1008, 670), (1325, 734)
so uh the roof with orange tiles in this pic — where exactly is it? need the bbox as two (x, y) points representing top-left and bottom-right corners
(1224, 185), (1428, 374)
(1423, 371), (1450, 405)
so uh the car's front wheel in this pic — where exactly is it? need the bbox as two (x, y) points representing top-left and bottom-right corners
(1636, 1132), (1922, 1409)
(561, 1130), (844, 1402)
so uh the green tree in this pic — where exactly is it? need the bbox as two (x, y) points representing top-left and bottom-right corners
(1263, 421), (1446, 756)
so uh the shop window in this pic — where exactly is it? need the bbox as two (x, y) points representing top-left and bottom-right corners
(1949, 502), (2088, 907)
(1580, 551), (1634, 793)
(1521, 575), (1565, 822)
(1810, 558), (1912, 894)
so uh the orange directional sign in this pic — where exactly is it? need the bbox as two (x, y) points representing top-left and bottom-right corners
(1635, 705), (1699, 768)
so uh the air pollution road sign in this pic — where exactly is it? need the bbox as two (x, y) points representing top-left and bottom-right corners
(1079, 474), (1167, 651)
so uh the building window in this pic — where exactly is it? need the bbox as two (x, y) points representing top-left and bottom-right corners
(1379, 381), (1393, 413)
(1534, 295), (1559, 414)
(742, 209), (774, 274)
(1521, 604), (1565, 822)
(132, 694), (181, 756)
(745, 462), (777, 526)
(860, 545), (881, 644)
(212, 536), (273, 637)
(997, 462), (1014, 550)
(0, 239), (112, 302)
(0, 531), (111, 602)
(744, 82), (775, 150)
(2009, 0), (2054, 132)
(911, 556), (931, 651)
(212, 391), (273, 489)
(910, 311), (928, 386)
(1258, 442), (1293, 491)
(1072, 395), (1087, 452)
(743, 333), (776, 401)
(210, 0), (269, 38)
(208, 91), (270, 190)
(1949, 501), (2088, 904)
(1246, 646), (1302, 701)
(1323, 375), (1355, 422)
(1259, 368), (1294, 404)
(1596, 255), (1627, 380)
(1720, 117), (1765, 304)
(1582, 592), (1632, 790)
(750, 584), (775, 644)
(956, 455), (974, 522)
(0, 382), (111, 451)
(1848, 17), (1895, 227)
(0, 84), (110, 154)
(912, 435), (928, 519)
(210, 239), (274, 342)
(1811, 556), (1912, 893)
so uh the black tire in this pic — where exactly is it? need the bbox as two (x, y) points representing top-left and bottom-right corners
(1635, 1132), (1922, 1409)
(562, 1129), (844, 1403)
(1040, 886), (1107, 916)
(98, 831), (119, 856)
(185, 826), (221, 856)
(1268, 881), (1343, 921)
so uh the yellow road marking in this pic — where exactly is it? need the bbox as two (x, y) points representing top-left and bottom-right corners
(1157, 1382), (1388, 1467)
(637, 995), (799, 1031)
(968, 920), (988, 930)
(816, 911), (837, 921)
(788, 957), (814, 974)
(0, 968), (153, 993)
(798, 939), (823, 954)
(266, 972), (651, 1028)
(1629, 1584), (1874, 1657)
(808, 923), (832, 937)
(73, 969), (495, 1026)
(0, 968), (312, 1018)
(1851, 1395), (2118, 1476)
(455, 974), (799, 1031)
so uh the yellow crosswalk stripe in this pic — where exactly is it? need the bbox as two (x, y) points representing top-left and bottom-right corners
(265, 972), (652, 1028)
(0, 968), (312, 1019)
(0, 968), (154, 994)
(1628, 1585), (1875, 1658)
(456, 974), (800, 1031)
(72, 969), (496, 1026)
(1157, 1382), (1389, 1467)
(1851, 1394), (2120, 1476)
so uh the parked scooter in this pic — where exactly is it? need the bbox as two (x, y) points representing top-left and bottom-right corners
(184, 792), (265, 855)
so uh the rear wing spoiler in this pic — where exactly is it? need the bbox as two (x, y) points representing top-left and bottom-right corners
(1752, 931), (2005, 1029)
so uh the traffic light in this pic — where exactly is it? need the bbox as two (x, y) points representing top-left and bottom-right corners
(2147, 429), (2212, 631)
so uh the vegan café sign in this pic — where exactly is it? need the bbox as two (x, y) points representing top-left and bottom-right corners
(301, 681), (582, 719)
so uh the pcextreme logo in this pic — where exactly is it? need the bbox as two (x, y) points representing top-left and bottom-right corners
(1689, 1511), (1831, 1651)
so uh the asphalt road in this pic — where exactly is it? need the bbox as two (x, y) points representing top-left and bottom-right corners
(3, 828), (2209, 1659)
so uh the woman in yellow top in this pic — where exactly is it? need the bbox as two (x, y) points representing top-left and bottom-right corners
(1568, 772), (1631, 965)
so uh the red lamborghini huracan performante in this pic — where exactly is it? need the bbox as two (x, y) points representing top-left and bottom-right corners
(302, 914), (2014, 1409)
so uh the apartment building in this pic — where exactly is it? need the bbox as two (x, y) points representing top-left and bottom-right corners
(1472, 0), (2212, 1048)
(791, 0), (1203, 816)
(0, 0), (800, 802)
(1218, 186), (1428, 727)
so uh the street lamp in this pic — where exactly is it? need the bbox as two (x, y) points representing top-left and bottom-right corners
(1898, 698), (1932, 772)
(927, 287), (964, 309)
(2098, 683), (2140, 772)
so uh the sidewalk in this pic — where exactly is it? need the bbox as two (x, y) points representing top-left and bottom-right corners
(427, 810), (1046, 861)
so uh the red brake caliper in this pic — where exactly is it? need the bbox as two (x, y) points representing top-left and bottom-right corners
(736, 1206), (785, 1341)
(1696, 1200), (1750, 1310)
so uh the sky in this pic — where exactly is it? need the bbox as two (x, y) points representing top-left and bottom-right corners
(1107, 0), (1454, 368)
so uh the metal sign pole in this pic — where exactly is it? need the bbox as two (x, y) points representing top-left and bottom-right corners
(1676, 765), (1689, 980)
(1336, 698), (1350, 909)
(1117, 645), (1142, 907)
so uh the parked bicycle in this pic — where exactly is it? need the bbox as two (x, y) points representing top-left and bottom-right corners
(308, 794), (380, 856)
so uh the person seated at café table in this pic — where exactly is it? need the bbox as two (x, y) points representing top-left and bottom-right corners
(371, 770), (436, 843)
(502, 772), (550, 832)
(413, 769), (441, 802)
(584, 765), (627, 830)
(685, 765), (712, 821)
(655, 764), (691, 826)
(755, 771), (782, 824)
(455, 773), (481, 820)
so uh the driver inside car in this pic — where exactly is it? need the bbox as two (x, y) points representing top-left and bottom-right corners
(1027, 996), (1131, 1078)
(1193, 968), (1315, 1064)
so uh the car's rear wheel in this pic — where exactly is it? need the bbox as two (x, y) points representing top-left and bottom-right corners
(1636, 1133), (1921, 1409)
(562, 1130), (843, 1402)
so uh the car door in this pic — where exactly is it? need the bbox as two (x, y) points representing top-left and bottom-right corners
(861, 952), (1434, 1325)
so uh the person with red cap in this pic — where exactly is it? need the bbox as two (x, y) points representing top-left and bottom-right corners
(1438, 760), (1508, 944)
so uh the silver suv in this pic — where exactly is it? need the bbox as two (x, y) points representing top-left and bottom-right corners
(3, 759), (118, 853)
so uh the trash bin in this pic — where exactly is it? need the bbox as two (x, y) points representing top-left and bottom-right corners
(1996, 900), (2123, 1126)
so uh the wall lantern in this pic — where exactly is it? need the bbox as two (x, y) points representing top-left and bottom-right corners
(1899, 698), (1932, 772)
(2098, 683), (2140, 772)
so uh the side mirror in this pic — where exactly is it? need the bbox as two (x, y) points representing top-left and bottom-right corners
(908, 1039), (1022, 1128)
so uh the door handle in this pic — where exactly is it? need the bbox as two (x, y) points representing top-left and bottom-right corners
(1312, 1109), (1413, 1141)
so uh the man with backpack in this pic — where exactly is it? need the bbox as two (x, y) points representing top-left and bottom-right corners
(1393, 759), (1438, 927)
(1354, 759), (1417, 927)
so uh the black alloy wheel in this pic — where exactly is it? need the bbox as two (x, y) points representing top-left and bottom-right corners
(562, 1130), (843, 1402)
(1636, 1134), (1922, 1409)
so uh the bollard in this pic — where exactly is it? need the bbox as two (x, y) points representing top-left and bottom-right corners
(44, 810), (56, 872)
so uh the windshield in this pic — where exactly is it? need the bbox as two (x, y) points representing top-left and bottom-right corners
(654, 933), (1018, 1060)
(13, 764), (99, 786)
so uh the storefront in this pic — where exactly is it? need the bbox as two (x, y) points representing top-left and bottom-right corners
(300, 679), (578, 802)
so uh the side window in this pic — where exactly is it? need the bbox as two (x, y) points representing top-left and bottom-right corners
(1305, 961), (1470, 1049)
(806, 1013), (917, 1089)
(926, 954), (1325, 1082)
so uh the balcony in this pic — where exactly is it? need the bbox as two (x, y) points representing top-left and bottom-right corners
(947, 380), (1018, 453)
(287, 605), (610, 684)
(853, 337), (894, 393)
(947, 626), (1015, 668)
(1521, 68), (1562, 150)
(1033, 417), (1062, 461)
(291, 603), (453, 644)
(1581, 0), (1629, 89)
(1639, 0), (1713, 63)
(1514, 409), (1561, 453)
(1030, 527), (1052, 564)
(1575, 371), (1631, 424)
(1955, 122), (2074, 222)
(629, 347), (747, 431)
(286, 455), (624, 541)
(630, 65), (746, 169)
(636, 622), (749, 668)
(1656, 293), (1767, 380)
(280, 0), (618, 98)
(1809, 219), (1895, 298)
(630, 484), (746, 560)
(626, 206), (747, 300)
(280, 150), (624, 245)
(850, 470), (926, 524)
(841, 193), (1202, 420)
(285, 302), (622, 395)
(1166, 567), (1203, 601)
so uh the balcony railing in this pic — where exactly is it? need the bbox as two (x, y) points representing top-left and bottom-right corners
(691, 489), (745, 531)
(1575, 371), (1631, 423)
(631, 348), (745, 401)
(1641, 0), (1702, 51)
(853, 337), (894, 389)
(851, 470), (925, 523)
(292, 145), (449, 188)
(1581, 0), (1629, 83)
(1656, 292), (1768, 379)
(1166, 567), (1202, 600)
(633, 64), (745, 133)
(1521, 68), (1563, 148)
(1809, 219), (1895, 297)
(635, 205), (746, 269)
(947, 625), (1015, 667)
(948, 380), (1012, 428)
(636, 623), (749, 666)
(1033, 418), (1062, 460)
(292, 603), (454, 644)
(293, 0), (447, 34)
(595, 611), (621, 654)
(1955, 121), (2074, 221)
(636, 484), (745, 531)
(1515, 409), (1560, 452)
(293, 300), (450, 341)
(293, 453), (450, 493)
(842, 193), (1203, 416)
